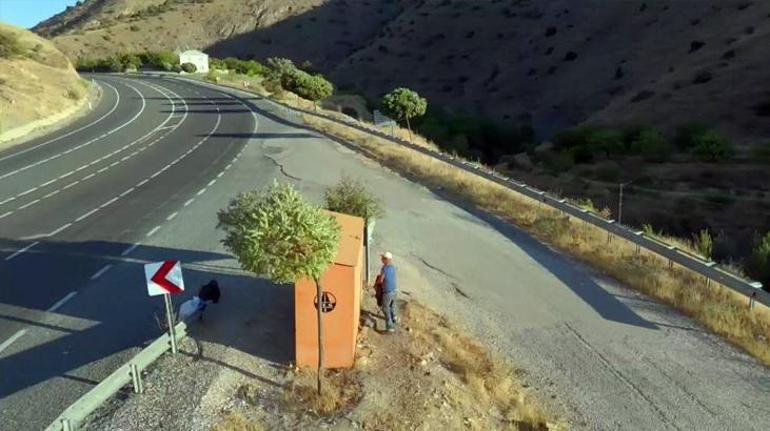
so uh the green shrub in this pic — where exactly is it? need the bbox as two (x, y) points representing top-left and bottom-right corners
(324, 176), (384, 223)
(631, 127), (672, 162)
(181, 62), (197, 73)
(692, 129), (735, 162)
(692, 229), (713, 259)
(747, 232), (770, 291)
(750, 141), (770, 163)
(284, 69), (333, 102)
(66, 88), (80, 100)
(129, 25), (140, 32)
(674, 123), (709, 150)
(587, 129), (624, 157)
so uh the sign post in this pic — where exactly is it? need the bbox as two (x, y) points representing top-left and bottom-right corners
(144, 260), (185, 354)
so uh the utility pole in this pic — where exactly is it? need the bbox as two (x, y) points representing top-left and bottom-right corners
(618, 180), (634, 225)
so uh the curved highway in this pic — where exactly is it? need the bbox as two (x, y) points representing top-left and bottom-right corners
(0, 75), (767, 431)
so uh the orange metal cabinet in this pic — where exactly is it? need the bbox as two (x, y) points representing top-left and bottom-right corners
(295, 211), (364, 369)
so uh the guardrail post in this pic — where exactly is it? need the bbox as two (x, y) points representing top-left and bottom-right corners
(635, 244), (641, 256)
(749, 292), (757, 310)
(164, 294), (178, 354)
(705, 276), (711, 289)
(130, 363), (144, 394)
(61, 418), (73, 431)
(606, 231), (612, 244)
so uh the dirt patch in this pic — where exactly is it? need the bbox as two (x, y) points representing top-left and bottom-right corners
(215, 293), (562, 430)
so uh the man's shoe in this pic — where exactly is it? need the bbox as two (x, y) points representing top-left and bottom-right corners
(393, 316), (399, 324)
(387, 327), (395, 333)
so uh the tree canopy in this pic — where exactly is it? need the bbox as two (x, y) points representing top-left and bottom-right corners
(217, 182), (340, 283)
(381, 87), (428, 121)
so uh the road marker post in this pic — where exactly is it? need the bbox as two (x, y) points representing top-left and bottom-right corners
(130, 363), (144, 394)
(144, 260), (186, 355)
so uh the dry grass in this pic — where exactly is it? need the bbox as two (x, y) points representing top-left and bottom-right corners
(211, 413), (264, 431)
(301, 112), (770, 367)
(225, 294), (560, 430)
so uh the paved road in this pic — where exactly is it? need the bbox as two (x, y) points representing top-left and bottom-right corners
(0, 74), (767, 430)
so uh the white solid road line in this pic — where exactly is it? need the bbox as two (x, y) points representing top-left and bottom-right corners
(90, 265), (113, 280)
(4, 241), (40, 261)
(0, 82), (147, 182)
(0, 329), (27, 356)
(46, 291), (78, 312)
(0, 81), (121, 163)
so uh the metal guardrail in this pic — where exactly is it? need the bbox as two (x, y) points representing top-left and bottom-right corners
(45, 321), (188, 431)
(171, 75), (769, 308)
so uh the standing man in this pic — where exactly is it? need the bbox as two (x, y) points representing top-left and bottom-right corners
(379, 251), (398, 332)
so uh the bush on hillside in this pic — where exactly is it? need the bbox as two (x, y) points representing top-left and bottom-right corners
(746, 232), (770, 292)
(751, 142), (770, 163)
(674, 123), (710, 150)
(692, 129), (735, 162)
(631, 127), (672, 162)
(0, 31), (23, 58)
(283, 69), (334, 102)
(267, 57), (298, 80)
(217, 57), (266, 76)
(181, 62), (197, 73)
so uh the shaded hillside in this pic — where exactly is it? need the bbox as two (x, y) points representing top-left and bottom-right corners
(38, 0), (770, 145)
(0, 23), (87, 142)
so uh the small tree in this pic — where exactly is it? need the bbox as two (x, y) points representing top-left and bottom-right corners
(266, 57), (297, 80)
(381, 87), (428, 142)
(324, 176), (384, 224)
(180, 62), (197, 73)
(692, 130), (735, 162)
(217, 182), (341, 394)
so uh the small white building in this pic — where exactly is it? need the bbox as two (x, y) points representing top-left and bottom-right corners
(178, 49), (209, 73)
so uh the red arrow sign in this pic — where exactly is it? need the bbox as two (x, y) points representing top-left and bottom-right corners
(151, 260), (184, 294)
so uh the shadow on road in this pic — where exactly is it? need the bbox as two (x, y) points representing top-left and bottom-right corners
(0, 238), (292, 401)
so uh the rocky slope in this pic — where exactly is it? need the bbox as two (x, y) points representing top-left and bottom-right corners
(0, 23), (87, 144)
(36, 0), (770, 145)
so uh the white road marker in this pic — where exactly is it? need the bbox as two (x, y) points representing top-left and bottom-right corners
(90, 265), (113, 280)
(146, 226), (161, 237)
(207, 179), (216, 187)
(121, 243), (140, 256)
(18, 199), (39, 210)
(75, 208), (99, 222)
(47, 291), (78, 312)
(4, 241), (40, 261)
(183, 198), (194, 207)
(0, 329), (28, 355)
(100, 197), (119, 208)
(48, 223), (72, 237)
(166, 211), (178, 221)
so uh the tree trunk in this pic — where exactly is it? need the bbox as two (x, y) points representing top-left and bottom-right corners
(405, 116), (413, 143)
(315, 278), (324, 395)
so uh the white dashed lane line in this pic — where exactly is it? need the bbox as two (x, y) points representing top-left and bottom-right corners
(90, 265), (113, 280)
(146, 226), (161, 237)
(47, 291), (77, 312)
(0, 81), (121, 164)
(3, 241), (39, 261)
(0, 82), (147, 182)
(0, 80), (189, 219)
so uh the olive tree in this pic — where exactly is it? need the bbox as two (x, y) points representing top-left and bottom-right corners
(285, 69), (334, 107)
(217, 181), (341, 394)
(381, 87), (428, 142)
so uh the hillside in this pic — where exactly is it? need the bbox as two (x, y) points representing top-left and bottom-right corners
(36, 0), (770, 146)
(0, 23), (88, 144)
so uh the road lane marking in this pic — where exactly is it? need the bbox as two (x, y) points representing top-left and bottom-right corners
(4, 241), (40, 261)
(146, 226), (161, 237)
(47, 291), (78, 312)
(100, 197), (119, 208)
(207, 179), (216, 187)
(166, 211), (178, 221)
(196, 188), (206, 196)
(0, 80), (189, 216)
(11, 83), (223, 240)
(121, 243), (140, 256)
(18, 199), (40, 210)
(90, 265), (113, 280)
(0, 82), (146, 182)
(183, 198), (194, 207)
(0, 81), (121, 163)
(75, 208), (99, 222)
(0, 329), (27, 355)
(48, 223), (72, 237)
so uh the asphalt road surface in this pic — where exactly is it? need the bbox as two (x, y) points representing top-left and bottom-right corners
(0, 75), (767, 430)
